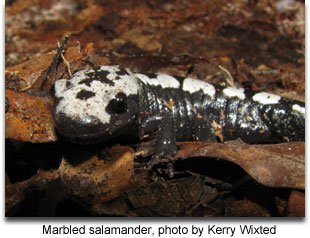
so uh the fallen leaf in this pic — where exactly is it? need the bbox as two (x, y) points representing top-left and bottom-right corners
(118, 28), (162, 52)
(287, 190), (305, 217)
(5, 89), (57, 142)
(225, 199), (271, 217)
(59, 145), (136, 203)
(73, 5), (105, 34)
(5, 169), (59, 214)
(125, 175), (205, 216)
(5, 52), (56, 91)
(175, 141), (305, 189)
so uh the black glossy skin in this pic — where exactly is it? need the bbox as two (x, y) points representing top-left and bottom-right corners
(137, 82), (305, 159)
(52, 66), (305, 162)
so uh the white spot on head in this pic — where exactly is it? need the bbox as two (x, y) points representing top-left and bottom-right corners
(134, 73), (180, 88)
(183, 78), (215, 98)
(252, 92), (281, 105)
(54, 66), (141, 124)
(292, 104), (305, 115)
(223, 87), (245, 100)
(54, 78), (69, 94)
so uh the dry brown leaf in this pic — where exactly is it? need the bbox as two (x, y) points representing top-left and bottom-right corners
(73, 5), (105, 34)
(5, 89), (57, 143)
(287, 190), (305, 217)
(59, 145), (136, 203)
(6, 52), (56, 91)
(6, 43), (101, 93)
(5, 170), (59, 214)
(225, 199), (271, 217)
(125, 175), (205, 216)
(117, 28), (162, 52)
(175, 141), (305, 189)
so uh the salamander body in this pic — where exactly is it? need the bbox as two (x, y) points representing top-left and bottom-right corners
(52, 65), (305, 159)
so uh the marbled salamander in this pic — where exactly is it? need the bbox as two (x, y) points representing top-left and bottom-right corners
(52, 65), (305, 160)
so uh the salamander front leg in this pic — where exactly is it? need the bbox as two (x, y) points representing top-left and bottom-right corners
(153, 115), (177, 164)
(139, 114), (177, 167)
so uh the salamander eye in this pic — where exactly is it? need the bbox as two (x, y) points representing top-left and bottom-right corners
(110, 93), (128, 114)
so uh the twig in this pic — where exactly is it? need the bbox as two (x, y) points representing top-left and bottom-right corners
(40, 35), (69, 90)
(60, 50), (72, 77)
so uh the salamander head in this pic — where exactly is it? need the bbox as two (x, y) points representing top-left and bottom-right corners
(52, 66), (141, 143)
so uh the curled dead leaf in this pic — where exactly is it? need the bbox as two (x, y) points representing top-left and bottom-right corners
(175, 141), (305, 189)
(59, 145), (136, 203)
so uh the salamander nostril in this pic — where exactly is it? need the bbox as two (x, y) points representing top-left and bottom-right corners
(92, 117), (100, 125)
(81, 115), (101, 125)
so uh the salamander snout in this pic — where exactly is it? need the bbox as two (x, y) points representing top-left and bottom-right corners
(53, 111), (108, 143)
